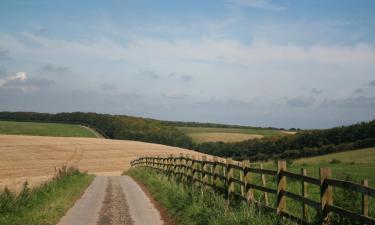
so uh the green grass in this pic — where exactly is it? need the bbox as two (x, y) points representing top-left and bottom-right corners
(255, 149), (375, 223)
(126, 167), (294, 225)
(177, 126), (290, 143)
(0, 120), (97, 138)
(130, 146), (375, 224)
(294, 147), (375, 165)
(0, 167), (94, 225)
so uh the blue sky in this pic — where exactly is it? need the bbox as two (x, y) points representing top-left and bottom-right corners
(0, 0), (375, 128)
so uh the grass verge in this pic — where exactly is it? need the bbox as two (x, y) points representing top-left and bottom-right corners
(0, 166), (94, 225)
(126, 167), (293, 225)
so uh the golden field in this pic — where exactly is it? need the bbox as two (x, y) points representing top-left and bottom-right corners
(0, 135), (205, 191)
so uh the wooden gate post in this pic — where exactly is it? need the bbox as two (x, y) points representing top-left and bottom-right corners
(277, 160), (287, 214)
(319, 167), (332, 225)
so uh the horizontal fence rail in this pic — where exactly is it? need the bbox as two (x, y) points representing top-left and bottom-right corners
(131, 154), (375, 225)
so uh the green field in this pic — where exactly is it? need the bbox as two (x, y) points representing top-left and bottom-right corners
(290, 147), (375, 186)
(177, 126), (291, 143)
(0, 120), (97, 138)
(261, 148), (375, 220)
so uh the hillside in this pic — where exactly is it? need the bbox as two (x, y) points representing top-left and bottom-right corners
(0, 111), (194, 149)
(0, 121), (98, 138)
(177, 126), (287, 143)
(1, 111), (374, 162)
(196, 119), (375, 160)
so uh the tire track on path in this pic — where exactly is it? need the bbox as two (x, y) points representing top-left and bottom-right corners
(57, 176), (163, 225)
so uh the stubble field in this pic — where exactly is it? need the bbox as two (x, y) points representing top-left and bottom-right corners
(0, 135), (204, 191)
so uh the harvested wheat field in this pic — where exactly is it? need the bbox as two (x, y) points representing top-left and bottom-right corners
(0, 135), (205, 191)
(188, 132), (263, 143)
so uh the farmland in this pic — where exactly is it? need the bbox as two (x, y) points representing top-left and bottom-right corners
(177, 126), (290, 143)
(291, 147), (375, 186)
(0, 135), (205, 192)
(0, 121), (97, 138)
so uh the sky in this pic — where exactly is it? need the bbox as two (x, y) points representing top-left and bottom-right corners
(0, 0), (375, 129)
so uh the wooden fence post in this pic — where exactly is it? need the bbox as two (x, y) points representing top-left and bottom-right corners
(180, 153), (184, 180)
(170, 154), (174, 177)
(187, 154), (191, 180)
(210, 157), (214, 186)
(277, 160), (287, 215)
(213, 156), (218, 188)
(192, 156), (196, 185)
(240, 160), (245, 197)
(319, 167), (332, 225)
(226, 158), (234, 195)
(202, 156), (208, 185)
(242, 160), (254, 202)
(362, 179), (369, 225)
(260, 163), (269, 206)
(198, 156), (203, 185)
(301, 168), (308, 221)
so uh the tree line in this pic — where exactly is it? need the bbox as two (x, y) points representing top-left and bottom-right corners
(0, 111), (194, 149)
(195, 120), (375, 160)
(0, 111), (374, 161)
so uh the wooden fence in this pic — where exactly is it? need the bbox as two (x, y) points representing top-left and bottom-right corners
(130, 154), (375, 225)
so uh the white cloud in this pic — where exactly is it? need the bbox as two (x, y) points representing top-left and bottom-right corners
(2, 33), (375, 68)
(0, 72), (27, 87)
(1, 32), (374, 128)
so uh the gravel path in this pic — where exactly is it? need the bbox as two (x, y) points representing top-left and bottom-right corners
(57, 176), (163, 225)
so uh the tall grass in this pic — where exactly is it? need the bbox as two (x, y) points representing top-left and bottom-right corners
(0, 166), (94, 225)
(126, 168), (295, 225)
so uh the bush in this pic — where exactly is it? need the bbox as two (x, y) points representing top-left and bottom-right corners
(329, 158), (341, 164)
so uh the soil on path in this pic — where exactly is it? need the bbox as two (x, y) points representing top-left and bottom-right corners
(57, 176), (163, 225)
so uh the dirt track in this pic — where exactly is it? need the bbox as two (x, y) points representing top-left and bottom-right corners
(0, 135), (204, 191)
(57, 176), (162, 225)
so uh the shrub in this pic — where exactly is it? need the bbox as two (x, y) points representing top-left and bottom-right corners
(329, 158), (341, 164)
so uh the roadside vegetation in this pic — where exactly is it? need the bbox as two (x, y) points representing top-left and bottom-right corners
(129, 162), (375, 224)
(126, 167), (292, 225)
(0, 120), (97, 138)
(0, 166), (94, 225)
